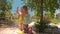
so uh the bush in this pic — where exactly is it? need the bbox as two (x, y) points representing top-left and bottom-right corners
(35, 20), (50, 32)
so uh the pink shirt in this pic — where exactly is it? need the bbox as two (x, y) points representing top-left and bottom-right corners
(28, 26), (32, 34)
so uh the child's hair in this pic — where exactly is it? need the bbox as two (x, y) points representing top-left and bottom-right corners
(22, 5), (28, 11)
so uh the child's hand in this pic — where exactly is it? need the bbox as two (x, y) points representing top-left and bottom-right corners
(16, 7), (20, 16)
(16, 7), (18, 12)
(17, 7), (18, 9)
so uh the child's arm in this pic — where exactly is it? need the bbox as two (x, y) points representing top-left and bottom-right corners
(16, 7), (20, 16)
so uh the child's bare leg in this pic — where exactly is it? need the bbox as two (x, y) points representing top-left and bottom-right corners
(19, 23), (24, 31)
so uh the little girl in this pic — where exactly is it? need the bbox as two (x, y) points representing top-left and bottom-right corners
(16, 7), (24, 31)
(16, 5), (31, 34)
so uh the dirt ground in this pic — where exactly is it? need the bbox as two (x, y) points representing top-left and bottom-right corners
(0, 27), (18, 34)
(0, 23), (60, 34)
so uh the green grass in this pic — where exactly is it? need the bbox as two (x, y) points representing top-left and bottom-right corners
(51, 18), (60, 24)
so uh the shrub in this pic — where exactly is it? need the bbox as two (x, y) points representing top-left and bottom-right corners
(35, 20), (50, 32)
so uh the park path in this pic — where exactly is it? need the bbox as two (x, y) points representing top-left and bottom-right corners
(0, 27), (18, 34)
(0, 23), (60, 34)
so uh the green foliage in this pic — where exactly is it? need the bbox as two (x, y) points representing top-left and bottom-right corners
(5, 10), (12, 17)
(0, 0), (13, 20)
(5, 10), (13, 22)
(22, 0), (59, 18)
(51, 18), (60, 24)
(0, 0), (13, 11)
(0, 11), (5, 20)
(35, 20), (50, 32)
(22, 0), (59, 32)
(0, 11), (3, 17)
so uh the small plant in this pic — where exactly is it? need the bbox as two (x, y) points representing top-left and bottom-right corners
(35, 20), (50, 32)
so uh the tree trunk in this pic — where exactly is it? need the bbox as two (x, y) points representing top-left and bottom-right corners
(39, 0), (44, 32)
(40, 0), (43, 23)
